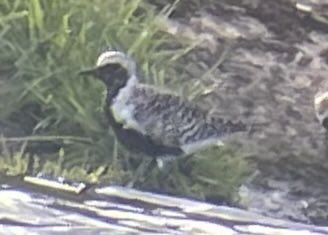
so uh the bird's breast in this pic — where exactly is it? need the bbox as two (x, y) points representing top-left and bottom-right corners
(109, 85), (145, 134)
(110, 101), (135, 124)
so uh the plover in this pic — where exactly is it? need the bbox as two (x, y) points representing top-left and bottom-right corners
(80, 50), (247, 165)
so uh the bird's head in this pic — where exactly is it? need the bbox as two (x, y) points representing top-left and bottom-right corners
(79, 51), (137, 89)
(314, 91), (328, 130)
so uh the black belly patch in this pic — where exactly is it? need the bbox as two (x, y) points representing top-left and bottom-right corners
(106, 109), (183, 158)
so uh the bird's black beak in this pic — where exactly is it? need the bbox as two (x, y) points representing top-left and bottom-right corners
(78, 67), (99, 77)
(78, 63), (128, 88)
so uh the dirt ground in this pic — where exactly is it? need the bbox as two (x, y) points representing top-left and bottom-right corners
(155, 0), (328, 225)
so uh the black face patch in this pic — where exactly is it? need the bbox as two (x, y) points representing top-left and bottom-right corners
(96, 63), (129, 88)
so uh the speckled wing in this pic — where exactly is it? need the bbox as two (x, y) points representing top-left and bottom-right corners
(128, 85), (247, 154)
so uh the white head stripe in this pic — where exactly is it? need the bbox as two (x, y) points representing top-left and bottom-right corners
(96, 51), (136, 77)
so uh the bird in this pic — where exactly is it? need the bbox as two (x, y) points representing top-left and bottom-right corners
(314, 90), (328, 130)
(79, 50), (247, 166)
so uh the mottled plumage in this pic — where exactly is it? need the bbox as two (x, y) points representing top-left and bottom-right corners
(80, 51), (246, 160)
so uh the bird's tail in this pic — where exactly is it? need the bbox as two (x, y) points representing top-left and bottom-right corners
(224, 120), (248, 134)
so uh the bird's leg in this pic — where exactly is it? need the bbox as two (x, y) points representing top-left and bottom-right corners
(126, 157), (156, 188)
(155, 155), (184, 183)
(127, 155), (179, 188)
(156, 155), (177, 169)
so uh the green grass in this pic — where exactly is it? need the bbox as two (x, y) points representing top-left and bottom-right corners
(0, 0), (250, 203)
